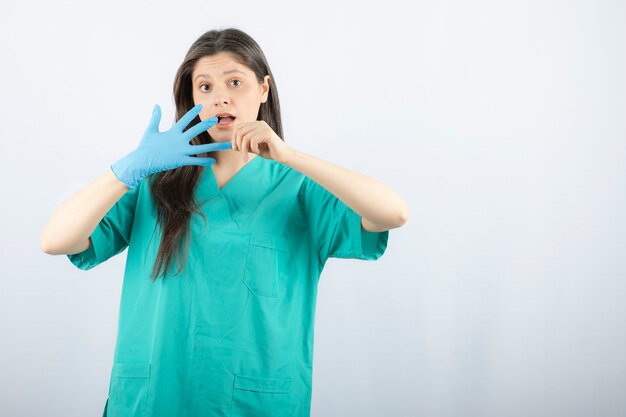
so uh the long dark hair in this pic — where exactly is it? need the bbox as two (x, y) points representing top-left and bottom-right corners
(146, 28), (284, 281)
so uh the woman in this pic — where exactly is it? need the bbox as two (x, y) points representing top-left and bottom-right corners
(41, 27), (408, 417)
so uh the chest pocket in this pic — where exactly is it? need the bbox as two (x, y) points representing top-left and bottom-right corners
(243, 233), (289, 298)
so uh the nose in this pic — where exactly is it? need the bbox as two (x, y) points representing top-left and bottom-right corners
(210, 85), (230, 108)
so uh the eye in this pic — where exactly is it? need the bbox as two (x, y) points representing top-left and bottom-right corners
(199, 79), (242, 92)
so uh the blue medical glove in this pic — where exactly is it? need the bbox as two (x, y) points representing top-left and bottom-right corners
(111, 103), (233, 189)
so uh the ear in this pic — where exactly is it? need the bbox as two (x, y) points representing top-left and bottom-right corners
(261, 75), (270, 103)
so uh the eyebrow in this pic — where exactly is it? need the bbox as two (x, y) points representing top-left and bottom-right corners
(193, 69), (246, 82)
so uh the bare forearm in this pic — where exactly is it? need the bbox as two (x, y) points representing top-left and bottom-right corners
(40, 169), (130, 255)
(283, 149), (408, 231)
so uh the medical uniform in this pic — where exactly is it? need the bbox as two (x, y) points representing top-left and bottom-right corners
(67, 155), (389, 417)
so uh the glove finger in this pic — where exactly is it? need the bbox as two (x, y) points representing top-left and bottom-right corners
(147, 104), (162, 132)
(188, 141), (232, 155)
(175, 104), (204, 132)
(182, 117), (219, 142)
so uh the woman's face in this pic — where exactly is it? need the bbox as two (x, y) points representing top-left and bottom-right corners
(192, 52), (270, 142)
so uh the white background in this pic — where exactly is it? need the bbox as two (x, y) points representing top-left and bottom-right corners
(1, 0), (625, 416)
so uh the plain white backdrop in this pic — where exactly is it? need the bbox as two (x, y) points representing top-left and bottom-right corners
(1, 0), (625, 416)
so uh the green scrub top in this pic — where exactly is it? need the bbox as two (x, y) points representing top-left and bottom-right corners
(67, 155), (389, 417)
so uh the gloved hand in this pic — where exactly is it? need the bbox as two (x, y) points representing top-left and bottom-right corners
(111, 103), (233, 189)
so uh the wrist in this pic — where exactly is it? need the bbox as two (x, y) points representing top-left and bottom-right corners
(111, 150), (142, 189)
(281, 147), (299, 166)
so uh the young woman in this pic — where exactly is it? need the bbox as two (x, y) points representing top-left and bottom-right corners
(41, 28), (408, 417)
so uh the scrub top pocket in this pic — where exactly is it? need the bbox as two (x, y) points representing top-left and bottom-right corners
(230, 374), (293, 417)
(242, 233), (289, 298)
(107, 363), (151, 417)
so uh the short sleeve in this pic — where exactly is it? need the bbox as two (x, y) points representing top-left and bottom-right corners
(66, 180), (141, 271)
(297, 175), (389, 264)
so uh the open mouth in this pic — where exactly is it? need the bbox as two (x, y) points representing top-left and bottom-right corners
(217, 116), (236, 124)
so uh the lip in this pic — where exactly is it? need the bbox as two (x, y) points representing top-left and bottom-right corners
(214, 112), (236, 118)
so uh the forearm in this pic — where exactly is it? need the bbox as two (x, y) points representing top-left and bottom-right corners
(283, 149), (408, 231)
(40, 169), (130, 255)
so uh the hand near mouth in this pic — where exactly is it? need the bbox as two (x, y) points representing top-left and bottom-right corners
(110, 104), (232, 189)
(230, 120), (295, 165)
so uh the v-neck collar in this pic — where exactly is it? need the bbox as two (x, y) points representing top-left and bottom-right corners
(204, 155), (262, 196)
(195, 155), (266, 229)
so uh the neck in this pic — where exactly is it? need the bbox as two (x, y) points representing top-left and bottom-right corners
(213, 149), (258, 171)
